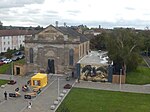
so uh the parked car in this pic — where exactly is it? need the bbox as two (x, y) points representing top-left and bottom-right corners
(14, 51), (22, 56)
(0, 57), (6, 62)
(18, 54), (24, 59)
(3, 59), (12, 64)
(0, 61), (5, 66)
(11, 56), (20, 61)
(64, 84), (72, 89)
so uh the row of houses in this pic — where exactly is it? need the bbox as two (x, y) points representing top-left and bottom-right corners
(0, 30), (36, 53)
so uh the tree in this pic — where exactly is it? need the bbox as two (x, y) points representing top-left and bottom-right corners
(90, 32), (107, 50)
(139, 30), (150, 56)
(105, 28), (143, 72)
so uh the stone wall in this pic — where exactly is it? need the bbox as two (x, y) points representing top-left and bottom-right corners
(13, 63), (26, 76)
(25, 26), (90, 74)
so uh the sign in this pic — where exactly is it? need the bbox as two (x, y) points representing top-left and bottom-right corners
(24, 95), (31, 99)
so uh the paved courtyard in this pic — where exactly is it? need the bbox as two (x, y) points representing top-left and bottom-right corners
(0, 74), (75, 112)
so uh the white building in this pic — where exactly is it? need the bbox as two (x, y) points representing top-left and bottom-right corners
(0, 30), (34, 53)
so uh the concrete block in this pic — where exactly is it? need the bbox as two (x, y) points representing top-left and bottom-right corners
(1, 85), (5, 88)
(50, 105), (55, 110)
(63, 90), (67, 94)
(60, 93), (64, 97)
(54, 100), (59, 105)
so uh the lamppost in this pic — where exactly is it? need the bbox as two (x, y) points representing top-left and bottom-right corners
(49, 74), (63, 97)
(57, 76), (59, 97)
(119, 69), (122, 91)
(11, 61), (14, 80)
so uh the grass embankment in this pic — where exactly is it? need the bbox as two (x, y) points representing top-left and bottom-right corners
(0, 79), (9, 85)
(0, 63), (11, 74)
(0, 59), (25, 74)
(126, 66), (150, 85)
(57, 88), (150, 112)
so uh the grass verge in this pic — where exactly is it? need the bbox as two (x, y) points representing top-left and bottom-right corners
(56, 88), (150, 112)
(0, 63), (11, 74)
(126, 66), (150, 85)
(0, 79), (9, 86)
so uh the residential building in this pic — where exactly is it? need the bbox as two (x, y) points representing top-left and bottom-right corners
(0, 30), (34, 53)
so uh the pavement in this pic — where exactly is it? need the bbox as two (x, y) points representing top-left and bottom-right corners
(0, 74), (75, 112)
(74, 81), (150, 94)
(0, 74), (150, 112)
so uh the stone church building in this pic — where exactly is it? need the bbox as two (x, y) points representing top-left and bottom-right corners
(25, 25), (90, 74)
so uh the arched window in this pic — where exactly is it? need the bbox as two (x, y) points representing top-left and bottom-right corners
(29, 48), (33, 63)
(69, 49), (74, 65)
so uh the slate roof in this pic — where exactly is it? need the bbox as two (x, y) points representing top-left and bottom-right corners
(55, 26), (90, 42)
(0, 29), (37, 37)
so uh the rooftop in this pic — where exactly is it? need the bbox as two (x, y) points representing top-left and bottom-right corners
(55, 26), (90, 42)
(0, 29), (37, 36)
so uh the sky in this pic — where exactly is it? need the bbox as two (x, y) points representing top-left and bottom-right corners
(0, 0), (150, 29)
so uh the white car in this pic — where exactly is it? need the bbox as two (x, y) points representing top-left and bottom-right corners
(3, 59), (12, 64)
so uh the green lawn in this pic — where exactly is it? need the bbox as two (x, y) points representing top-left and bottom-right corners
(57, 88), (150, 112)
(0, 63), (11, 74)
(0, 59), (25, 74)
(0, 79), (9, 86)
(126, 66), (150, 85)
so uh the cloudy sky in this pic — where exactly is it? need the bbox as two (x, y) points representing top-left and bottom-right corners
(0, 0), (150, 29)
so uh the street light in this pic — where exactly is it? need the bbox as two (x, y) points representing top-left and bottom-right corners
(49, 74), (63, 97)
(57, 77), (59, 97)
(119, 69), (122, 91)
(11, 61), (14, 80)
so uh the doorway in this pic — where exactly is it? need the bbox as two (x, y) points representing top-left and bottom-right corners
(47, 59), (55, 74)
(16, 67), (20, 75)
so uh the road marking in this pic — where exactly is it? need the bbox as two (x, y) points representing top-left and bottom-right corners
(19, 79), (56, 112)
(0, 100), (6, 106)
(33, 79), (57, 100)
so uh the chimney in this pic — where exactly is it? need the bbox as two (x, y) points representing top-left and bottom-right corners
(55, 21), (58, 27)
(0, 21), (3, 26)
(99, 25), (101, 29)
(64, 22), (67, 27)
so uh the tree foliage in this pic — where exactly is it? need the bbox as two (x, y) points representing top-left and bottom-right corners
(138, 30), (150, 56)
(90, 32), (107, 50)
(106, 28), (143, 72)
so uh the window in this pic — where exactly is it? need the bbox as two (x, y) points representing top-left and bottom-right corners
(83, 44), (84, 55)
(4, 42), (5, 45)
(69, 49), (74, 66)
(8, 41), (10, 44)
(79, 45), (81, 57)
(29, 48), (33, 63)
(33, 80), (40, 86)
(4, 47), (5, 51)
